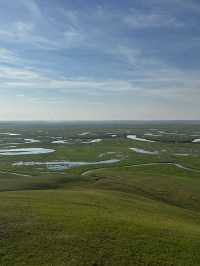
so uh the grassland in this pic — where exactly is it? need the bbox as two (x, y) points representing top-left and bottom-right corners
(0, 121), (200, 265)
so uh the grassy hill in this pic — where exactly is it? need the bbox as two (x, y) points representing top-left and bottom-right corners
(0, 122), (200, 265)
(1, 165), (200, 265)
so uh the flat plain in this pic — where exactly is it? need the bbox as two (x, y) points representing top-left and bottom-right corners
(0, 121), (200, 266)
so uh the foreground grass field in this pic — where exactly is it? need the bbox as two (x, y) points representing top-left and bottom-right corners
(1, 188), (200, 266)
(0, 122), (200, 265)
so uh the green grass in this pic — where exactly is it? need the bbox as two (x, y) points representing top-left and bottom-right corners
(0, 122), (200, 265)
(86, 164), (200, 212)
(1, 189), (200, 266)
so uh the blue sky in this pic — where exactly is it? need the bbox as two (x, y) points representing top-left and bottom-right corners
(0, 0), (200, 120)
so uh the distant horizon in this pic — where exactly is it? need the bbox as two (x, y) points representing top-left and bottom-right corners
(0, 119), (200, 123)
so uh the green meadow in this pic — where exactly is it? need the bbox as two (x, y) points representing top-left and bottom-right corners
(0, 121), (200, 265)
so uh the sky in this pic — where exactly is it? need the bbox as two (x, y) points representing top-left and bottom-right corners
(0, 0), (200, 120)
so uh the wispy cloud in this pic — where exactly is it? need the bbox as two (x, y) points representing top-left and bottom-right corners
(0, 0), (199, 119)
(0, 21), (60, 50)
(124, 9), (184, 28)
(0, 48), (19, 64)
(64, 26), (86, 47)
(19, 0), (42, 19)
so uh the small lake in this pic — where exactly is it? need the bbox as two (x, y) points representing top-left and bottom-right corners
(13, 159), (120, 170)
(0, 148), (55, 155)
(129, 148), (159, 155)
(127, 135), (155, 142)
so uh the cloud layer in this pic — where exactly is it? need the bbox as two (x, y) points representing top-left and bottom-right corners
(0, 0), (200, 120)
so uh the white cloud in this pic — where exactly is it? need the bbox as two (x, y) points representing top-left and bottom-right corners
(124, 9), (184, 28)
(0, 62), (199, 106)
(0, 48), (19, 64)
(0, 64), (140, 93)
(0, 20), (59, 50)
(14, 21), (35, 36)
(64, 26), (85, 47)
(0, 66), (42, 80)
(19, 0), (42, 19)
